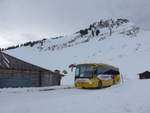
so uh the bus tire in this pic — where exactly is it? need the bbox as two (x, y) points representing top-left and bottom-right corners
(98, 80), (102, 89)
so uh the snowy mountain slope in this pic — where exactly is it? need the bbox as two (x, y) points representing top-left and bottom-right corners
(4, 18), (150, 85)
(1, 18), (150, 113)
(3, 19), (138, 52)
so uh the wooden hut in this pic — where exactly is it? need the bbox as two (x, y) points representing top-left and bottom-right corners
(0, 52), (63, 88)
(139, 71), (150, 79)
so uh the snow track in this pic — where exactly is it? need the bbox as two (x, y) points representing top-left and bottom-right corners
(0, 79), (150, 113)
(0, 85), (75, 94)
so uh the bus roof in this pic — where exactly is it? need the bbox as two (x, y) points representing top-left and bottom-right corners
(77, 63), (119, 70)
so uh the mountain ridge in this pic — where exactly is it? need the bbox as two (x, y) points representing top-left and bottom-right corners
(1, 18), (139, 52)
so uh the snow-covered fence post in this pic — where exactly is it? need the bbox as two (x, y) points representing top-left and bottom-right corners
(121, 74), (124, 84)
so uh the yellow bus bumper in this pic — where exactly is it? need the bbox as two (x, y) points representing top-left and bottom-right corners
(75, 81), (98, 88)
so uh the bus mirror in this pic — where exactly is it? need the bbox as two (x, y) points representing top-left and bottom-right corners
(69, 64), (76, 68)
(68, 64), (77, 72)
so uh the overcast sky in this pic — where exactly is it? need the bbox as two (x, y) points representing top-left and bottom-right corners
(0, 0), (150, 48)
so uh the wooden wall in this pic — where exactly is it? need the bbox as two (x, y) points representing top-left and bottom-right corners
(0, 69), (61, 88)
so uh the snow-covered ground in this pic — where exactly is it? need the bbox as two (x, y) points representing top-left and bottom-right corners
(0, 79), (150, 113)
(1, 19), (150, 113)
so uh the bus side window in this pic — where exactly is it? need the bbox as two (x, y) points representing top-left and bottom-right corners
(103, 69), (119, 75)
(92, 69), (97, 77)
(96, 66), (107, 74)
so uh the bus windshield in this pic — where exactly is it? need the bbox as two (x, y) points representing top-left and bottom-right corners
(75, 64), (95, 78)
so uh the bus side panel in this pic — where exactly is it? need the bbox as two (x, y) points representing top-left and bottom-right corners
(102, 79), (113, 87)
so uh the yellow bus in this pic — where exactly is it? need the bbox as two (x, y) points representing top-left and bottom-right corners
(74, 63), (121, 88)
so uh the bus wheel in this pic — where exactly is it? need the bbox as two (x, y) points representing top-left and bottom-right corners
(98, 80), (102, 89)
